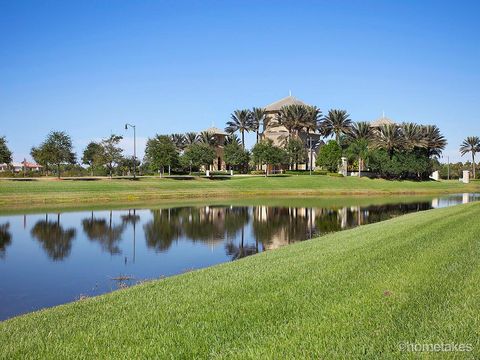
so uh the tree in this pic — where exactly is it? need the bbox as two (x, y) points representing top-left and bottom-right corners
(276, 104), (309, 139)
(224, 142), (249, 172)
(182, 143), (216, 172)
(226, 109), (251, 149)
(401, 123), (424, 150)
(98, 134), (123, 178)
(251, 139), (286, 176)
(31, 131), (76, 178)
(347, 122), (372, 177)
(371, 124), (405, 158)
(184, 132), (198, 146)
(316, 140), (342, 172)
(320, 109), (353, 143)
(285, 137), (307, 170)
(460, 136), (480, 179)
(82, 142), (102, 176)
(170, 133), (186, 152)
(251, 107), (266, 144)
(198, 131), (217, 147)
(0, 136), (12, 165)
(119, 156), (141, 176)
(144, 135), (178, 177)
(422, 125), (447, 158)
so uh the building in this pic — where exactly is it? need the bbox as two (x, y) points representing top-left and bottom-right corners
(370, 115), (396, 128)
(10, 161), (43, 173)
(262, 95), (323, 170)
(202, 127), (227, 171)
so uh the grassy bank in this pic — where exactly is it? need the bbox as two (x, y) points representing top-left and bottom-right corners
(0, 175), (478, 209)
(1, 203), (479, 358)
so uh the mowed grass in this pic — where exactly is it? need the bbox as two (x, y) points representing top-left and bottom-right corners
(1, 203), (479, 358)
(0, 175), (478, 209)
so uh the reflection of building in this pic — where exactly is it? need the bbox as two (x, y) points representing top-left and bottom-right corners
(203, 127), (227, 171)
(262, 96), (323, 171)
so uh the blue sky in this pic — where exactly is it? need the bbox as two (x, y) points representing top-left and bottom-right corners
(1, 0), (479, 162)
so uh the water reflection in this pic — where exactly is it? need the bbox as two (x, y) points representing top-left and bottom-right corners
(30, 214), (76, 261)
(82, 211), (125, 255)
(0, 222), (11, 259)
(1, 194), (479, 320)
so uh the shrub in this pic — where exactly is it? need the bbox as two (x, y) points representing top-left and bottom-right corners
(327, 172), (344, 177)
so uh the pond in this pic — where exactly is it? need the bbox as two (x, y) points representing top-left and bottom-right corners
(0, 193), (478, 320)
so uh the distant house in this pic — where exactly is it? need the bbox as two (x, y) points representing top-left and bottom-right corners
(0, 163), (8, 172)
(10, 161), (43, 173)
(262, 95), (323, 170)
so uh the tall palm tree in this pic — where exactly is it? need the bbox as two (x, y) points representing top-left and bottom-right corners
(184, 132), (198, 146)
(250, 107), (266, 144)
(198, 131), (217, 147)
(460, 136), (480, 179)
(170, 133), (186, 152)
(276, 104), (309, 138)
(320, 109), (353, 143)
(304, 106), (322, 133)
(422, 125), (447, 158)
(371, 124), (405, 158)
(401, 123), (424, 150)
(349, 121), (372, 141)
(347, 122), (372, 177)
(225, 133), (241, 146)
(226, 109), (252, 149)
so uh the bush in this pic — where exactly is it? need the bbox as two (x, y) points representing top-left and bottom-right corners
(327, 172), (344, 177)
(250, 170), (265, 175)
(314, 170), (328, 175)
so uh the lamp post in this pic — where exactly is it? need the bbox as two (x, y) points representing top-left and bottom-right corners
(124, 123), (136, 179)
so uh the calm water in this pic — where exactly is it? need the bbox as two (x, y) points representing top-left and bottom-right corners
(0, 194), (478, 320)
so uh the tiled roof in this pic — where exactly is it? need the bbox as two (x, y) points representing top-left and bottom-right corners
(265, 96), (308, 111)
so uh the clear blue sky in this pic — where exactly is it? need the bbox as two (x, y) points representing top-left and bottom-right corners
(1, 0), (479, 163)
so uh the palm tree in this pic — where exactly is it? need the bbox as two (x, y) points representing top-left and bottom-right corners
(276, 104), (309, 139)
(460, 136), (480, 179)
(250, 107), (266, 144)
(401, 123), (424, 150)
(198, 131), (217, 147)
(304, 106), (322, 133)
(170, 133), (186, 152)
(422, 125), (447, 158)
(371, 124), (405, 158)
(225, 109), (252, 149)
(184, 132), (198, 146)
(347, 122), (372, 177)
(225, 133), (241, 146)
(320, 109), (353, 143)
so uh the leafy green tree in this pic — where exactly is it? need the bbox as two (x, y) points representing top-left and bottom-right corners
(226, 109), (252, 149)
(98, 134), (123, 178)
(144, 135), (178, 177)
(316, 140), (342, 172)
(460, 136), (480, 179)
(346, 139), (369, 176)
(0, 136), (13, 165)
(31, 131), (76, 178)
(119, 156), (141, 176)
(82, 142), (102, 176)
(224, 142), (250, 172)
(181, 143), (216, 173)
(285, 138), (307, 170)
(251, 139), (286, 176)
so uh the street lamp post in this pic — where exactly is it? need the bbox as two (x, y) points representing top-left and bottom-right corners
(124, 123), (137, 179)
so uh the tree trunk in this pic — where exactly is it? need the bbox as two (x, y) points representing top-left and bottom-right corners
(473, 153), (476, 179)
(241, 131), (245, 149)
(57, 164), (61, 179)
(358, 157), (362, 177)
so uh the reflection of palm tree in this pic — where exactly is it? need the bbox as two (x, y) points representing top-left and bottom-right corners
(31, 214), (76, 261)
(143, 208), (183, 252)
(225, 242), (257, 260)
(0, 222), (12, 259)
(81, 211), (124, 255)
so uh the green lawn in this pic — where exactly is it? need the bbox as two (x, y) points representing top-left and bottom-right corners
(1, 202), (479, 358)
(0, 175), (478, 210)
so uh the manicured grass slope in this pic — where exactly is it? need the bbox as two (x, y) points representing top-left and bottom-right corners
(1, 203), (480, 358)
(0, 176), (478, 209)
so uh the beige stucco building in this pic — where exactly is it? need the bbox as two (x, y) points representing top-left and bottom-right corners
(262, 95), (323, 170)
